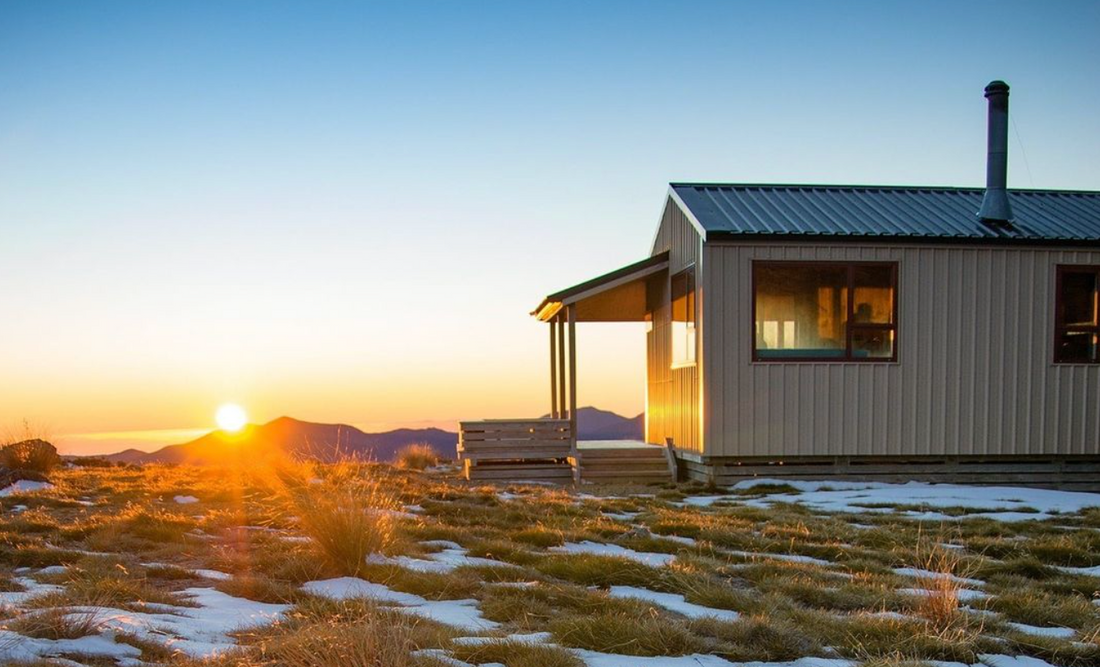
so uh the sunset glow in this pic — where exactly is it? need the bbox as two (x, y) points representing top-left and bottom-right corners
(215, 404), (248, 433)
(2, 2), (1098, 457)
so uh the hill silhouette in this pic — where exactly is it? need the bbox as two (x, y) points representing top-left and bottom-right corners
(99, 407), (643, 465)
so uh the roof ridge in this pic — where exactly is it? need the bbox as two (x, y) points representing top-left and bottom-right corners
(667, 183), (1100, 244)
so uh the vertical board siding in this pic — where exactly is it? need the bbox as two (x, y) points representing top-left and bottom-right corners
(646, 200), (703, 453)
(702, 242), (1100, 459)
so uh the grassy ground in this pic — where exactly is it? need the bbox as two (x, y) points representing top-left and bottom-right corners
(0, 461), (1097, 667)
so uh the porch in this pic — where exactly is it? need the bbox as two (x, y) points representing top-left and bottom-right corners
(457, 252), (676, 484)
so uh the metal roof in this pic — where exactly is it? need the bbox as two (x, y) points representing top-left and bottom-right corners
(670, 184), (1100, 246)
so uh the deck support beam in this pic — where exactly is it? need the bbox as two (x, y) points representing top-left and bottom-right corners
(568, 303), (579, 484)
(549, 320), (558, 418)
(557, 314), (566, 421)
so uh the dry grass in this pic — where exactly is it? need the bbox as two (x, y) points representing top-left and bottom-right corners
(549, 608), (706, 656)
(450, 640), (583, 667)
(910, 545), (967, 629)
(2, 462), (1099, 667)
(254, 615), (419, 667)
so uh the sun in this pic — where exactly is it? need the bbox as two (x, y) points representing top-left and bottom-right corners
(215, 403), (248, 433)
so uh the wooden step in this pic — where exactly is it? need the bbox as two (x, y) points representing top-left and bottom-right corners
(579, 447), (665, 460)
(581, 462), (669, 474)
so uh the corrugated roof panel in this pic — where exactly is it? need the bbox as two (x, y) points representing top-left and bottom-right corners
(670, 184), (1100, 244)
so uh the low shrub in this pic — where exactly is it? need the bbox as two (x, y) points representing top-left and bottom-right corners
(396, 444), (440, 471)
(0, 439), (61, 477)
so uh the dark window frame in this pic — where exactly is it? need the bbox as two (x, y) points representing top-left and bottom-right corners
(1054, 264), (1100, 364)
(751, 260), (899, 363)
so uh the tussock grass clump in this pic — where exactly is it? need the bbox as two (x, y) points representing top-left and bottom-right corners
(86, 504), (196, 548)
(989, 589), (1098, 630)
(692, 614), (824, 661)
(254, 613), (420, 667)
(909, 546), (967, 629)
(359, 564), (481, 600)
(25, 556), (190, 609)
(550, 609), (706, 656)
(0, 543), (82, 568)
(972, 556), (1056, 581)
(289, 465), (403, 577)
(479, 582), (646, 630)
(465, 539), (540, 566)
(396, 444), (440, 471)
(212, 534), (329, 584)
(535, 554), (662, 588)
(450, 640), (583, 667)
(2, 606), (101, 640)
(243, 597), (455, 666)
(0, 438), (61, 477)
(215, 574), (306, 604)
(790, 609), (995, 663)
(513, 526), (565, 548)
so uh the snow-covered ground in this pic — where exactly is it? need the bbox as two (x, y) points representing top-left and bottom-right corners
(3, 469), (1098, 667)
(696, 479), (1100, 521)
(549, 540), (677, 566)
(608, 586), (740, 621)
(303, 576), (499, 631)
(0, 480), (54, 497)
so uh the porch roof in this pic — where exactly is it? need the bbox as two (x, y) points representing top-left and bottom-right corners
(532, 251), (669, 322)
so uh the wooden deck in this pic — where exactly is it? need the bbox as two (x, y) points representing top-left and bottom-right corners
(458, 419), (576, 483)
(458, 419), (674, 484)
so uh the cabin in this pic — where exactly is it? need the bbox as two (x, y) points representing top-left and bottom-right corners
(459, 81), (1100, 489)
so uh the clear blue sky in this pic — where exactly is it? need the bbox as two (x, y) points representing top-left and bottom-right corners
(2, 0), (1098, 453)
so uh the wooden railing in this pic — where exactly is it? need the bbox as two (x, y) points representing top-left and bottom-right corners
(458, 419), (575, 481)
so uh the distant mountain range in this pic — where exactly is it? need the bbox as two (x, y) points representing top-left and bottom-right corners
(97, 407), (642, 465)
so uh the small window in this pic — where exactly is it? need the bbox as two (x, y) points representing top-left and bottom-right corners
(753, 261), (897, 362)
(1055, 265), (1099, 364)
(671, 268), (696, 367)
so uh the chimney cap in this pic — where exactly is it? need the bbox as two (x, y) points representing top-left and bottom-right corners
(985, 80), (1010, 96)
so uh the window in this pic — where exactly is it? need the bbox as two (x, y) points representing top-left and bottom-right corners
(671, 268), (696, 367)
(753, 261), (897, 362)
(1055, 265), (1099, 364)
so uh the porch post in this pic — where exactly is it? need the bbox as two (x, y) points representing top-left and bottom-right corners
(557, 314), (566, 419)
(549, 320), (558, 418)
(567, 303), (579, 484)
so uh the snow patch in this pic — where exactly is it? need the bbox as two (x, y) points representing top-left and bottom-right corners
(1005, 622), (1076, 638)
(0, 630), (141, 664)
(725, 550), (832, 566)
(303, 577), (424, 605)
(550, 541), (676, 567)
(453, 632), (554, 646)
(68, 587), (288, 657)
(302, 576), (498, 632)
(368, 541), (515, 573)
(173, 495), (200, 504)
(979, 655), (1060, 667)
(897, 587), (990, 602)
(0, 480), (53, 497)
(1053, 564), (1100, 578)
(893, 567), (985, 588)
(0, 576), (63, 608)
(574, 652), (853, 667)
(608, 586), (739, 621)
(728, 479), (1100, 521)
(601, 511), (641, 522)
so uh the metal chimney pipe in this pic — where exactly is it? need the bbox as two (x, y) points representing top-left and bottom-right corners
(977, 80), (1014, 223)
